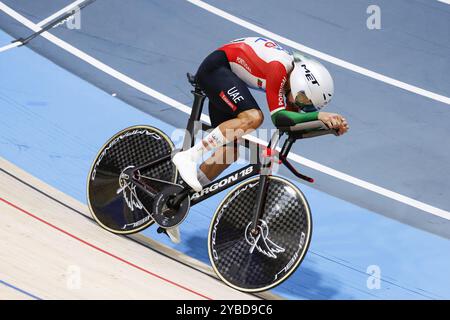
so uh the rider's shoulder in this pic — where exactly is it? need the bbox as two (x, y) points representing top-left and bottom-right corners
(227, 37), (292, 59)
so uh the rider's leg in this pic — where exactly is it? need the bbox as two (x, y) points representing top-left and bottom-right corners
(173, 109), (263, 191)
(174, 50), (262, 191)
(198, 141), (240, 185)
(187, 109), (262, 164)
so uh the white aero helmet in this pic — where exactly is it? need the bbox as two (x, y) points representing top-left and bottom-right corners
(289, 51), (334, 112)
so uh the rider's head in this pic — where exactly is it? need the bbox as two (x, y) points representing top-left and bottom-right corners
(286, 51), (334, 112)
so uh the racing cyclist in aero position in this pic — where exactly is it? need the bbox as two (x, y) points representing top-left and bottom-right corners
(173, 37), (349, 193)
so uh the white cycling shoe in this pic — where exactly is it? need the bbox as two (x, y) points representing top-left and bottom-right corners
(172, 150), (203, 192)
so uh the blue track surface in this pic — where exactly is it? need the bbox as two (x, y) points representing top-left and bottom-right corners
(1, 26), (450, 299)
(2, 0), (449, 238)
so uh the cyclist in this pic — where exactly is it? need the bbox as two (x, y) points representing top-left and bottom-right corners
(173, 37), (349, 192)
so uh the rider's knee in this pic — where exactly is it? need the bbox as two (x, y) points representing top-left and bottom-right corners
(253, 111), (264, 128)
(240, 109), (264, 129)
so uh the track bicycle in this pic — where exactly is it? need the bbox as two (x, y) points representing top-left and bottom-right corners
(87, 73), (337, 292)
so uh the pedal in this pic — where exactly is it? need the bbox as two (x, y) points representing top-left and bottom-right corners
(157, 226), (181, 244)
(152, 185), (190, 228)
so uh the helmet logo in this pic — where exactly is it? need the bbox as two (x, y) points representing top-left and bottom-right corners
(301, 64), (320, 86)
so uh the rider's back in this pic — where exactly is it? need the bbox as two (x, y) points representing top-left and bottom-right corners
(218, 37), (294, 91)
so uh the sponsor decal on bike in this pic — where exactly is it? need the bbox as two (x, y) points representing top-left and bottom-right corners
(246, 220), (285, 259)
(122, 215), (152, 230)
(274, 231), (306, 280)
(210, 180), (259, 260)
(191, 166), (254, 200)
(91, 129), (161, 180)
(116, 166), (144, 212)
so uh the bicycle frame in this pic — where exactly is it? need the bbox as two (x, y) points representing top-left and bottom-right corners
(128, 73), (325, 230)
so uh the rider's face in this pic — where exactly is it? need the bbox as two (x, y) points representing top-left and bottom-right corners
(285, 90), (312, 109)
(286, 91), (296, 107)
(295, 91), (313, 107)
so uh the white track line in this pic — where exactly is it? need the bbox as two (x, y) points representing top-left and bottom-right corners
(187, 0), (450, 106)
(437, 0), (450, 5)
(0, 40), (21, 53)
(1, 2), (449, 220)
(37, 0), (87, 27)
(246, 135), (450, 221)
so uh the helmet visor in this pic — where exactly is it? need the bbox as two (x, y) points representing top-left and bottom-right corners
(293, 91), (313, 109)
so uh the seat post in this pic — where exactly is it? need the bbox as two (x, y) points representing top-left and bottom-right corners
(182, 88), (206, 151)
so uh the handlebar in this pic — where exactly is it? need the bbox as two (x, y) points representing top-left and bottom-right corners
(275, 121), (338, 183)
(278, 120), (338, 139)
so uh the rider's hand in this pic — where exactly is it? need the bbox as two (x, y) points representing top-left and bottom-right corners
(318, 112), (349, 136)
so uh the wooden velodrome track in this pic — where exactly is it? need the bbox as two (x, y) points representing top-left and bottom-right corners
(0, 157), (280, 300)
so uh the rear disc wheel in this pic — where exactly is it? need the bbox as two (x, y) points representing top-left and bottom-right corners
(87, 125), (177, 234)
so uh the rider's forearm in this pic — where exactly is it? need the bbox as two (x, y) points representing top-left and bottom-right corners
(271, 109), (319, 127)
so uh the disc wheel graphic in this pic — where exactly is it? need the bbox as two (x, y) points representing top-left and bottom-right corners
(87, 125), (177, 234)
(208, 176), (312, 292)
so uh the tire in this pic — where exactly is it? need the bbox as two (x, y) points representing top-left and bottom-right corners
(208, 175), (312, 292)
(87, 125), (177, 234)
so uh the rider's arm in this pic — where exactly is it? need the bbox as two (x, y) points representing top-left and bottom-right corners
(265, 62), (319, 127)
(271, 109), (319, 127)
(265, 61), (290, 116)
